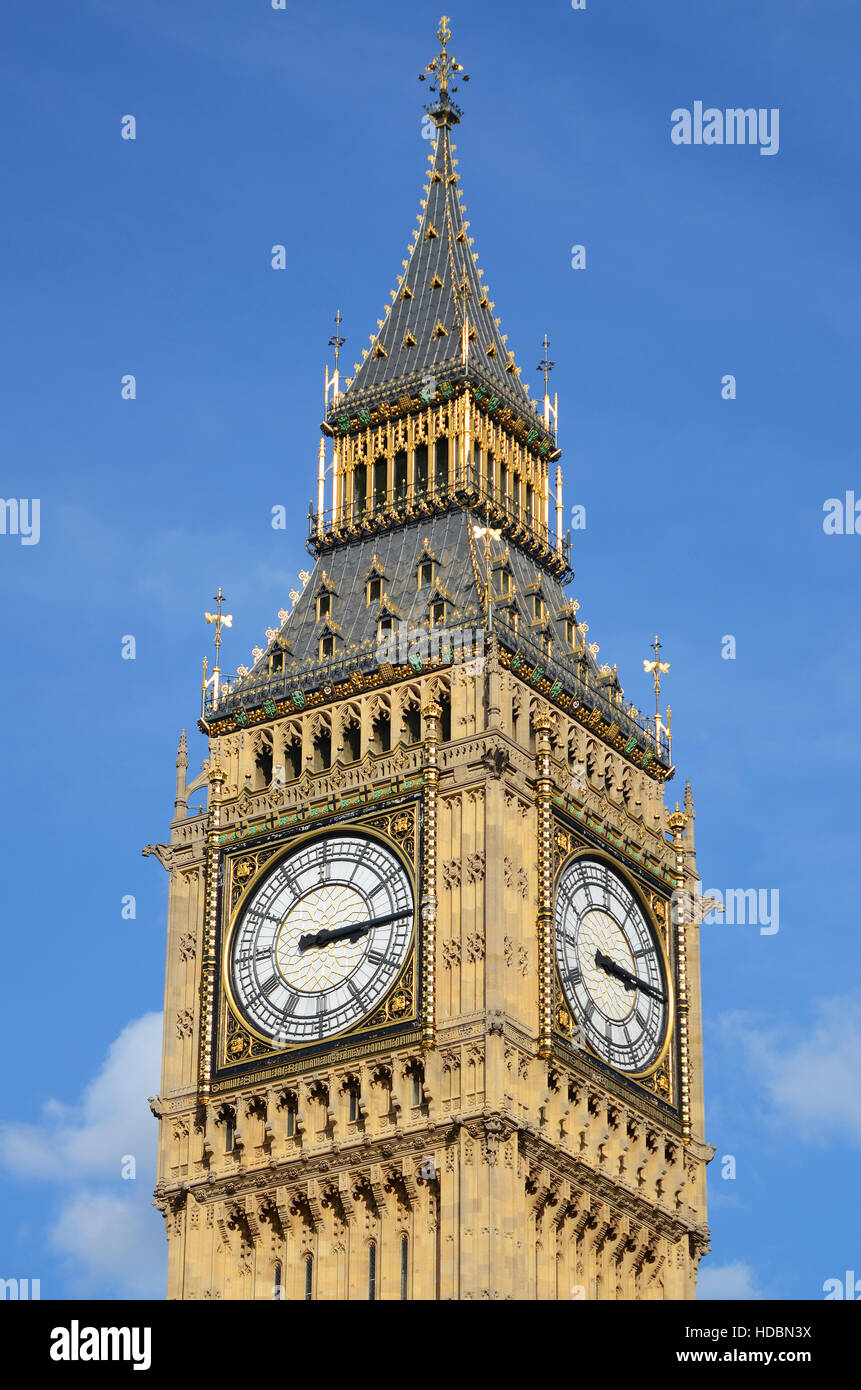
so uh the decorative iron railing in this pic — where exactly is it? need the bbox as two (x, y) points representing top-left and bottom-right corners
(203, 617), (669, 768)
(308, 472), (572, 576)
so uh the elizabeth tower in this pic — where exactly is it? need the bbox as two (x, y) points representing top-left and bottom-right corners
(149, 19), (712, 1300)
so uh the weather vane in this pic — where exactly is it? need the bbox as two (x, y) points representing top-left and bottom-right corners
(203, 586), (232, 707)
(643, 634), (671, 753)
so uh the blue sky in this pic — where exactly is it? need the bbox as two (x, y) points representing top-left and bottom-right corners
(1, 0), (859, 1300)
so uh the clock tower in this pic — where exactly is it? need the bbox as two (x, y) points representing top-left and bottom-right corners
(149, 18), (712, 1300)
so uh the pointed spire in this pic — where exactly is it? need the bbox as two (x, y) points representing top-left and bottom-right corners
(175, 729), (188, 814)
(328, 19), (537, 427)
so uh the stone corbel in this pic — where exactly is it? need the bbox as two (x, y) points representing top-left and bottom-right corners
(367, 1164), (389, 1213)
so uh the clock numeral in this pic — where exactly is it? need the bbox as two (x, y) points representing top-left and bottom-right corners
(260, 975), (281, 998)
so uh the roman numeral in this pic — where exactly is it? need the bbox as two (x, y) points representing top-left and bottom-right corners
(260, 976), (281, 998)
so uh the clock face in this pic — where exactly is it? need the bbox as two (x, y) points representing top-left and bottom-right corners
(229, 832), (414, 1046)
(555, 856), (669, 1074)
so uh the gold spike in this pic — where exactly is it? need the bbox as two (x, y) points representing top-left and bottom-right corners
(361, 348), (368, 359)
(473, 252), (479, 262)
(501, 335), (508, 345)
(468, 237), (474, 246)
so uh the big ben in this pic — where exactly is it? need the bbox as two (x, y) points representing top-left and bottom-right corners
(149, 17), (712, 1301)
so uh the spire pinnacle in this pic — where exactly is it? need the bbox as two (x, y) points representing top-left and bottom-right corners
(419, 15), (469, 127)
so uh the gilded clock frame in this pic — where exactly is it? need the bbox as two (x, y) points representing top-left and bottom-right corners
(551, 834), (679, 1105)
(208, 799), (424, 1091)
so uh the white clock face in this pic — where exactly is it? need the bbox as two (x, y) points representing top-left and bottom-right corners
(229, 833), (414, 1045)
(555, 857), (668, 1074)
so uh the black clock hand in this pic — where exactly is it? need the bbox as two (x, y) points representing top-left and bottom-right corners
(594, 950), (666, 1003)
(298, 909), (411, 952)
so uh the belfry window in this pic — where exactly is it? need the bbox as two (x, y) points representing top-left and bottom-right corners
(435, 437), (449, 493)
(354, 463), (367, 519)
(418, 559), (435, 589)
(394, 450), (408, 503)
(374, 457), (387, 510)
(368, 1243), (377, 1302)
(414, 443), (429, 494)
(319, 633), (334, 660)
(367, 576), (382, 605)
(431, 599), (446, 626)
(317, 592), (331, 620)
(304, 1256), (313, 1301)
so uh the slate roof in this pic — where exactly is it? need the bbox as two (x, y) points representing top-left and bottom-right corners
(327, 116), (541, 426)
(238, 510), (591, 690)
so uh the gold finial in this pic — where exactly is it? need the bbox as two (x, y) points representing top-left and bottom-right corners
(419, 16), (469, 120)
(472, 522), (502, 632)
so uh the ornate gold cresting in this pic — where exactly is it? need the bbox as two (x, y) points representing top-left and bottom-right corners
(421, 700), (442, 1050)
(199, 755), (227, 1100)
(533, 708), (556, 1058)
(667, 804), (691, 1140)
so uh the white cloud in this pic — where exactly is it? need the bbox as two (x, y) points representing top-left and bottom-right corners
(0, 1012), (162, 1181)
(698, 1260), (763, 1300)
(720, 992), (861, 1148)
(51, 1191), (166, 1299)
(0, 1013), (165, 1299)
